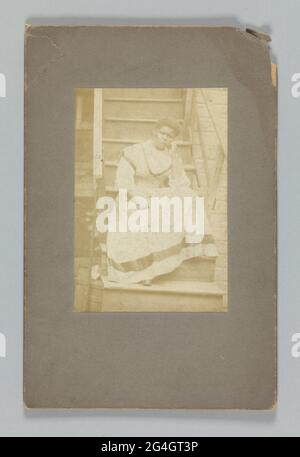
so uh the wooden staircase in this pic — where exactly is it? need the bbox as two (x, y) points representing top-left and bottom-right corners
(96, 88), (225, 312)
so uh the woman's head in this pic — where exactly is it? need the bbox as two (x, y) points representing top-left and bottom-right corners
(153, 118), (180, 149)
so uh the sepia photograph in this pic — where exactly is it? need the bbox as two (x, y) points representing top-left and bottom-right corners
(24, 22), (277, 415)
(74, 88), (228, 312)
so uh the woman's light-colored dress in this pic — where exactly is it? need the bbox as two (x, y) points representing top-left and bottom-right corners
(106, 139), (205, 284)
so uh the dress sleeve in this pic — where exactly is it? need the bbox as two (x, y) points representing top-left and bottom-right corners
(115, 156), (135, 190)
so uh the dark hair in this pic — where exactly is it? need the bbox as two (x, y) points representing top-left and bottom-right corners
(155, 117), (181, 137)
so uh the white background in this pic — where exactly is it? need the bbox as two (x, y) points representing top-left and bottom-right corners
(0, 0), (298, 437)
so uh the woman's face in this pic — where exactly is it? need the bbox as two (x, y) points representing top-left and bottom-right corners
(153, 126), (176, 149)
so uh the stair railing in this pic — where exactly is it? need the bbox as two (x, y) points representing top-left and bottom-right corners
(183, 88), (226, 215)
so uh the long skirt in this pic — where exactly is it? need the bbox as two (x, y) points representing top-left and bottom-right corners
(105, 188), (206, 284)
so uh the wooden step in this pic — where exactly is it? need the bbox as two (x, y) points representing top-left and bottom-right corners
(104, 97), (184, 119)
(103, 88), (184, 99)
(160, 256), (216, 282)
(101, 276), (224, 312)
(102, 138), (193, 165)
(103, 117), (183, 141)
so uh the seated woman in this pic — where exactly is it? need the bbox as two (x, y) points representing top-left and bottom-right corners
(106, 117), (206, 285)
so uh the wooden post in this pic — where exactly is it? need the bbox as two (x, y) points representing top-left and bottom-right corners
(93, 88), (103, 177)
(182, 89), (194, 140)
(75, 93), (83, 129)
(87, 88), (104, 311)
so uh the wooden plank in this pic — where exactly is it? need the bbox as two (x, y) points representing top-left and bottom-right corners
(93, 88), (103, 177)
(104, 97), (183, 103)
(182, 88), (194, 139)
(103, 88), (183, 99)
(201, 89), (227, 155)
(102, 278), (225, 312)
(207, 145), (226, 213)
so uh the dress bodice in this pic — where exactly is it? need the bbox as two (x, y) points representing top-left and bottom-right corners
(116, 139), (191, 192)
